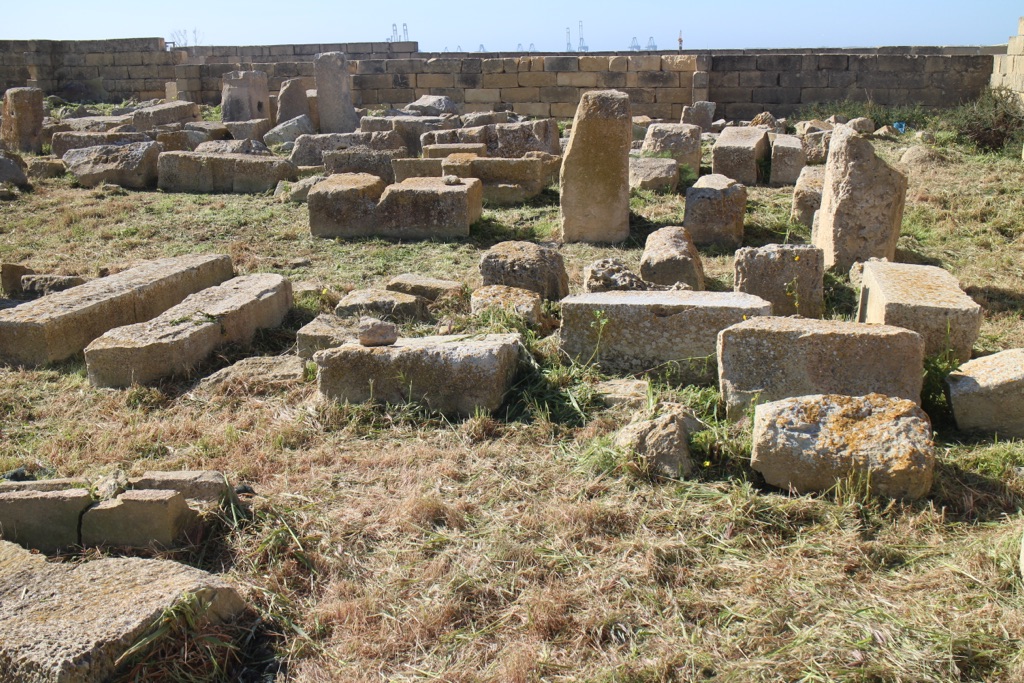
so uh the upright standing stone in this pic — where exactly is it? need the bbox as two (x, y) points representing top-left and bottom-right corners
(769, 134), (806, 186)
(813, 125), (908, 272)
(559, 90), (632, 243)
(683, 174), (747, 249)
(315, 52), (359, 134)
(681, 101), (716, 133)
(641, 123), (702, 178)
(221, 71), (271, 123)
(790, 166), (825, 228)
(276, 78), (311, 127)
(1, 87), (44, 154)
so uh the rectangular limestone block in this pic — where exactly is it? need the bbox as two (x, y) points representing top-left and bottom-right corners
(948, 349), (1024, 437)
(375, 177), (483, 239)
(858, 261), (981, 362)
(315, 333), (521, 416)
(392, 157), (443, 182)
(712, 126), (769, 185)
(560, 291), (771, 383)
(734, 244), (824, 318)
(423, 143), (487, 158)
(81, 490), (197, 548)
(718, 317), (925, 420)
(157, 152), (298, 194)
(130, 470), (234, 506)
(0, 489), (93, 552)
(84, 274), (292, 387)
(131, 100), (199, 130)
(308, 173), (388, 237)
(0, 254), (234, 367)
(769, 133), (806, 186)
(296, 313), (359, 359)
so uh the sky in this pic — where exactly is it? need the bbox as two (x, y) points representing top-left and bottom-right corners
(3, 1), (1022, 53)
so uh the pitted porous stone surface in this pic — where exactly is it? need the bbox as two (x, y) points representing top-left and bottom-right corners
(296, 313), (360, 359)
(386, 274), (463, 301)
(0, 489), (93, 552)
(718, 316), (925, 420)
(734, 243), (824, 318)
(560, 290), (771, 383)
(470, 285), (543, 326)
(315, 333), (521, 417)
(81, 489), (197, 549)
(628, 157), (679, 193)
(790, 165), (826, 228)
(289, 131), (406, 166)
(479, 241), (569, 301)
(0, 254), (234, 367)
(64, 141), (160, 189)
(614, 410), (694, 479)
(157, 152), (298, 194)
(583, 258), (649, 293)
(0, 540), (245, 683)
(769, 134), (806, 187)
(752, 393), (934, 499)
(947, 349), (1024, 437)
(129, 470), (235, 506)
(50, 131), (150, 159)
(639, 226), (705, 290)
(641, 123), (701, 177)
(858, 261), (980, 363)
(683, 174), (747, 249)
(334, 289), (428, 321)
(711, 126), (769, 186)
(198, 356), (306, 395)
(131, 101), (200, 130)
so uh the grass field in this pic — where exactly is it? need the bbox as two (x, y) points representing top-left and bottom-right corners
(2, 115), (1024, 682)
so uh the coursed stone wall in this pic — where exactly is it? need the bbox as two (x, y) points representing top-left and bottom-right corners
(991, 18), (1024, 99)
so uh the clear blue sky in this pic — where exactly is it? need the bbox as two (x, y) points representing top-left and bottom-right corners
(4, 1), (1021, 53)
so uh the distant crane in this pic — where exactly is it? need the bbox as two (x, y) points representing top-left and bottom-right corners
(478, 44), (486, 52)
(566, 27), (574, 52)
(403, 23), (409, 40)
(678, 30), (683, 50)
(578, 21), (588, 52)
(529, 43), (536, 52)
(629, 37), (641, 51)
(645, 36), (657, 50)
(517, 43), (524, 51)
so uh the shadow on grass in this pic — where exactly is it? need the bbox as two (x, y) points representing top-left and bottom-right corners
(894, 247), (944, 267)
(964, 284), (1024, 314)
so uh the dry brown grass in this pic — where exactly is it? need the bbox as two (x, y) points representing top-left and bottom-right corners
(2, 135), (1024, 681)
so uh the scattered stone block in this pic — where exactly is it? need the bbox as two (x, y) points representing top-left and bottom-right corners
(422, 119), (561, 159)
(1, 87), (44, 154)
(712, 127), (769, 186)
(0, 489), (93, 552)
(734, 244), (824, 318)
(307, 173), (386, 237)
(614, 410), (694, 478)
(374, 176), (483, 239)
(848, 117), (876, 134)
(324, 146), (406, 183)
(629, 157), (678, 192)
(224, 118), (272, 142)
(393, 157), (443, 182)
(948, 349), (1024, 437)
(423, 143), (487, 158)
(0, 540), (245, 682)
(194, 138), (271, 156)
(640, 226), (705, 289)
(680, 101), (716, 133)
(129, 470), (235, 506)
(0, 263), (32, 297)
(795, 119), (832, 135)
(683, 174), (747, 249)
(334, 288), (427, 320)
(221, 70), (270, 122)
(559, 90), (632, 243)
(802, 130), (832, 165)
(386, 274), (463, 301)
(0, 254), (234, 367)
(274, 174), (324, 203)
(20, 274), (87, 298)
(769, 133), (806, 186)
(471, 285), (543, 326)
(362, 115), (458, 156)
(316, 52), (360, 133)
(441, 154), (545, 205)
(583, 258), (648, 293)
(814, 125), (907, 271)
(718, 317), (925, 419)
(594, 378), (651, 409)
(790, 165), (825, 228)
(264, 114), (315, 147)
(84, 273), (291, 388)
(197, 356), (306, 395)
(479, 241), (569, 301)
(157, 152), (298, 194)
(185, 121), (231, 140)
(0, 151), (28, 188)
(50, 131), (149, 159)
(752, 393), (934, 499)
(560, 290), (771, 382)
(641, 123), (702, 177)
(64, 141), (160, 189)
(858, 261), (981, 362)
(404, 94), (460, 116)
(132, 101), (200, 130)
(358, 317), (399, 346)
(81, 490), (197, 548)
(0, 477), (89, 493)
(277, 78), (311, 126)
(296, 313), (359, 359)
(315, 333), (521, 417)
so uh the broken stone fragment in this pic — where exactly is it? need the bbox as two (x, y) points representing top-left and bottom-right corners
(358, 317), (399, 346)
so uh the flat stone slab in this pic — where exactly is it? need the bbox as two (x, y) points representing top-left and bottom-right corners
(129, 470), (235, 506)
(81, 490), (197, 548)
(198, 356), (306, 395)
(0, 540), (244, 682)
(392, 157), (443, 182)
(386, 273), (463, 301)
(157, 152), (298, 194)
(315, 333), (521, 417)
(718, 316), (925, 420)
(629, 157), (679, 193)
(471, 285), (543, 326)
(0, 489), (93, 552)
(423, 143), (487, 158)
(858, 261), (981, 362)
(51, 131), (149, 159)
(334, 288), (428, 321)
(752, 393), (934, 499)
(560, 291), (771, 382)
(0, 477), (89, 493)
(948, 349), (1024, 437)
(131, 100), (200, 130)
(0, 254), (234, 367)
(441, 155), (545, 205)
(84, 274), (292, 387)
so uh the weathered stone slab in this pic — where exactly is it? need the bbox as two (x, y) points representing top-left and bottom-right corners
(21, 274), (87, 298)
(374, 177), (483, 239)
(296, 313), (359, 359)
(479, 241), (569, 301)
(51, 131), (150, 159)
(157, 152), (298, 194)
(223, 118), (272, 142)
(683, 174), (747, 249)
(712, 127), (769, 186)
(752, 393), (934, 499)
(641, 123), (702, 177)
(559, 90), (632, 243)
(81, 490), (197, 548)
(421, 120), (560, 159)
(0, 151), (28, 188)
(404, 95), (460, 116)
(471, 285), (543, 326)
(26, 156), (66, 180)
(441, 154), (545, 205)
(198, 356), (306, 395)
(362, 115), (458, 156)
(0, 489), (93, 552)
(629, 157), (678, 192)
(0, 478), (88, 493)
(84, 273), (292, 387)
(790, 165), (825, 228)
(594, 378), (651, 409)
(814, 125), (908, 271)
(1, 87), (44, 154)
(221, 70), (270, 122)
(289, 131), (405, 166)
(386, 274), (463, 301)
(274, 174), (324, 203)
(308, 172), (387, 237)
(334, 288), (428, 320)
(583, 258), (648, 293)
(194, 138), (271, 156)
(423, 143), (487, 158)
(858, 261), (980, 362)
(0, 540), (245, 683)
(130, 470), (234, 506)
(315, 333), (521, 417)
(718, 317), (925, 419)
(615, 409), (694, 479)
(0, 254), (234, 367)
(131, 101), (200, 130)
(681, 101), (715, 132)
(315, 52), (359, 133)
(769, 134), (806, 186)
(324, 147), (406, 183)
(392, 157), (443, 182)
(639, 225), (705, 289)
(358, 317), (398, 346)
(948, 349), (1024, 437)
(264, 115), (315, 147)
(734, 244), (824, 318)
(64, 141), (160, 189)
(560, 291), (771, 382)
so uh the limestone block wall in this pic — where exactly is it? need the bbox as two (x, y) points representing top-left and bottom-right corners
(991, 17), (1024, 98)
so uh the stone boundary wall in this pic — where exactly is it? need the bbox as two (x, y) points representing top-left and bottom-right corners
(0, 38), (1002, 118)
(991, 18), (1024, 99)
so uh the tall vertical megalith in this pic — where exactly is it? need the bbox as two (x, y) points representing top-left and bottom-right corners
(559, 90), (632, 243)
(221, 71), (271, 123)
(813, 125), (907, 272)
(314, 52), (359, 134)
(276, 78), (311, 127)
(1, 87), (44, 155)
